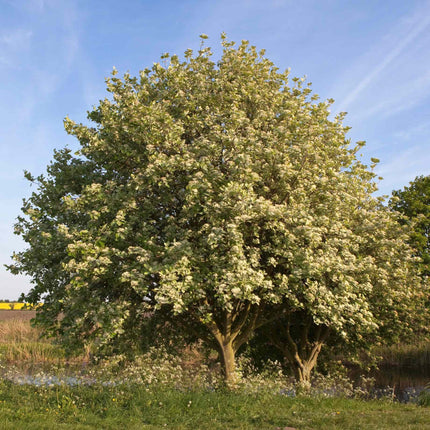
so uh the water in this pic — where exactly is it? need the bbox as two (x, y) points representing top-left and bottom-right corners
(1, 362), (98, 386)
(372, 365), (430, 402)
(1, 366), (117, 387)
(348, 364), (430, 403)
(2, 363), (429, 403)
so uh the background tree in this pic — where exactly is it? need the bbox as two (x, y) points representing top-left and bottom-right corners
(8, 35), (427, 384)
(390, 175), (430, 278)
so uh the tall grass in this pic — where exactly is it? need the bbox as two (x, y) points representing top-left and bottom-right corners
(376, 341), (430, 368)
(0, 318), (65, 364)
(0, 318), (41, 342)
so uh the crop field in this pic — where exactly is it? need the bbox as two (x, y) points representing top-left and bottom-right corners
(0, 302), (27, 310)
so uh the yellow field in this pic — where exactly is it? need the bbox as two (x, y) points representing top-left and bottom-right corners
(0, 303), (27, 310)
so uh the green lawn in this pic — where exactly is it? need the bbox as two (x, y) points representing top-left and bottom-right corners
(1, 382), (429, 429)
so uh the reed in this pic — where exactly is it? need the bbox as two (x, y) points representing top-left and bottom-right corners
(375, 341), (430, 368)
(0, 341), (65, 363)
(0, 318), (65, 364)
(0, 318), (42, 343)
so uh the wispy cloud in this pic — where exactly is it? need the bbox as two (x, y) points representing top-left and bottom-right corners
(355, 70), (430, 122)
(4, 0), (47, 13)
(0, 28), (32, 69)
(0, 28), (32, 48)
(270, 0), (291, 8)
(0, 0), (81, 123)
(335, 2), (430, 114)
(30, 0), (46, 11)
(0, 55), (11, 66)
(392, 122), (430, 141)
(376, 144), (430, 195)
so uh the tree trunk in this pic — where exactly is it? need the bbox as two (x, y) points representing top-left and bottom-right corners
(284, 336), (326, 384)
(205, 305), (264, 387)
(290, 356), (316, 383)
(217, 339), (237, 385)
(269, 317), (329, 384)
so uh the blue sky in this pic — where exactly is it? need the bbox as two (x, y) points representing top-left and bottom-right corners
(1, 0), (429, 299)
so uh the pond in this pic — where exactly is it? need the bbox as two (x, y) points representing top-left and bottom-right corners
(351, 364), (430, 403)
(1, 361), (429, 403)
(0, 363), (99, 387)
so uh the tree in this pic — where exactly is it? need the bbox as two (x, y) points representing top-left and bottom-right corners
(390, 175), (430, 278)
(244, 181), (426, 382)
(8, 35), (426, 384)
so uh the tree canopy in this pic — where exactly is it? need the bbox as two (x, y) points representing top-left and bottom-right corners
(9, 35), (427, 384)
(390, 175), (430, 278)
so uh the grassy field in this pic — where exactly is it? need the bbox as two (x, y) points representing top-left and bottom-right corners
(1, 383), (430, 429)
(1, 310), (430, 429)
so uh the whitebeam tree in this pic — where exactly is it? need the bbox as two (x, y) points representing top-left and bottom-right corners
(9, 35), (426, 384)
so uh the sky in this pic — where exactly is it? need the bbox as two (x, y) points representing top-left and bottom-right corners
(0, 0), (429, 299)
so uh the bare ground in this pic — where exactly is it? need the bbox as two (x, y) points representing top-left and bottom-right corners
(0, 310), (36, 321)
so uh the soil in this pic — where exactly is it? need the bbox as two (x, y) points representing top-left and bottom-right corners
(0, 310), (36, 321)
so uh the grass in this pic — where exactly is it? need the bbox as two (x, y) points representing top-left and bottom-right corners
(1, 383), (430, 429)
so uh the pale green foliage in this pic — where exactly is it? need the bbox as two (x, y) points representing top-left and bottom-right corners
(8, 36), (426, 381)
